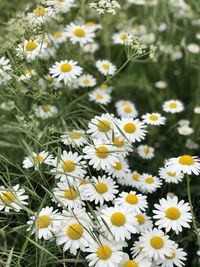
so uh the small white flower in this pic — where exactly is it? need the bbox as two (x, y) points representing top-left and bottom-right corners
(116, 100), (138, 118)
(187, 43), (200, 54)
(89, 89), (111, 105)
(163, 100), (184, 113)
(23, 150), (53, 170)
(194, 106), (200, 114)
(155, 81), (167, 89)
(96, 60), (116, 76)
(61, 129), (87, 147)
(35, 104), (58, 119)
(178, 125), (193, 136)
(45, 0), (76, 13)
(16, 40), (46, 61)
(142, 112), (166, 126)
(78, 74), (97, 88)
(140, 173), (162, 193)
(137, 144), (155, 159)
(159, 166), (184, 184)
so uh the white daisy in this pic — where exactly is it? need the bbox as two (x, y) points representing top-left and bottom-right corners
(187, 43), (200, 54)
(112, 32), (131, 45)
(18, 68), (36, 81)
(60, 129), (87, 147)
(0, 184), (28, 212)
(23, 150), (53, 170)
(115, 100), (138, 118)
(155, 80), (167, 90)
(119, 253), (152, 267)
(89, 89), (111, 105)
(140, 173), (162, 193)
(114, 191), (148, 213)
(137, 144), (155, 159)
(49, 59), (82, 85)
(78, 74), (97, 88)
(178, 125), (194, 136)
(142, 112), (166, 126)
(83, 175), (118, 205)
(0, 56), (11, 72)
(162, 100), (184, 113)
(97, 83), (113, 94)
(104, 157), (130, 178)
(85, 21), (102, 31)
(96, 60), (116, 76)
(159, 166), (184, 184)
(83, 42), (99, 53)
(134, 212), (153, 233)
(127, 171), (142, 189)
(45, 0), (75, 13)
(16, 40), (45, 61)
(111, 135), (133, 157)
(65, 23), (95, 46)
(49, 30), (68, 44)
(166, 155), (200, 175)
(27, 6), (56, 26)
(27, 206), (61, 240)
(35, 104), (58, 119)
(153, 196), (192, 234)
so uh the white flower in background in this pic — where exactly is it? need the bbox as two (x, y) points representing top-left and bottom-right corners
(61, 129), (87, 147)
(142, 112), (166, 126)
(27, 206), (61, 240)
(0, 56), (12, 84)
(163, 100), (184, 113)
(89, 89), (111, 105)
(153, 196), (192, 234)
(18, 68), (36, 81)
(97, 83), (113, 93)
(0, 100), (14, 111)
(16, 40), (46, 61)
(140, 173), (162, 193)
(186, 139), (199, 150)
(137, 144), (155, 159)
(111, 135), (133, 157)
(85, 21), (102, 31)
(89, 0), (121, 15)
(178, 119), (190, 127)
(178, 125), (193, 136)
(194, 106), (200, 114)
(23, 150), (53, 170)
(187, 43), (200, 54)
(35, 104), (58, 119)
(116, 100), (138, 118)
(49, 30), (68, 45)
(96, 60), (116, 76)
(134, 213), (153, 233)
(132, 24), (147, 36)
(127, 171), (142, 189)
(159, 166), (184, 184)
(49, 60), (82, 84)
(78, 74), (96, 88)
(27, 6), (56, 26)
(166, 155), (200, 175)
(155, 81), (167, 89)
(0, 184), (28, 212)
(83, 42), (99, 53)
(105, 157), (130, 178)
(158, 22), (167, 32)
(112, 32), (131, 45)
(45, 0), (76, 13)
(119, 253), (152, 267)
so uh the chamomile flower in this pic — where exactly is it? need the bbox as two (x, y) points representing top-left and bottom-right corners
(65, 23), (95, 46)
(134, 212), (153, 233)
(61, 129), (87, 147)
(27, 6), (56, 26)
(27, 206), (61, 240)
(0, 184), (28, 212)
(78, 74), (97, 88)
(140, 173), (162, 193)
(111, 135), (133, 157)
(85, 21), (102, 31)
(156, 243), (187, 267)
(100, 205), (137, 241)
(49, 59), (82, 85)
(163, 100), (184, 113)
(112, 32), (130, 45)
(139, 228), (174, 261)
(45, 0), (76, 13)
(0, 56), (11, 72)
(115, 100), (138, 118)
(35, 104), (58, 119)
(127, 171), (142, 189)
(83, 42), (99, 53)
(85, 236), (124, 267)
(166, 155), (200, 175)
(153, 196), (192, 234)
(23, 150), (53, 170)
(119, 253), (152, 267)
(159, 167), (184, 184)
(51, 150), (86, 181)
(96, 60), (116, 76)
(18, 68), (36, 81)
(115, 191), (148, 213)
(16, 40), (45, 61)
(104, 158), (130, 178)
(142, 112), (166, 126)
(97, 83), (113, 94)
(187, 43), (200, 54)
(49, 30), (68, 45)
(137, 144), (155, 159)
(83, 175), (118, 205)
(119, 118), (147, 143)
(83, 139), (118, 170)
(89, 89), (111, 105)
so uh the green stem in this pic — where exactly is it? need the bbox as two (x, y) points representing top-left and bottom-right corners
(186, 174), (200, 248)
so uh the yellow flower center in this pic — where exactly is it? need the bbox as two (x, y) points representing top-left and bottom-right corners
(135, 214), (145, 225)
(96, 93), (104, 99)
(165, 250), (176, 259)
(86, 21), (95, 27)
(113, 137), (124, 148)
(149, 115), (158, 121)
(169, 102), (177, 108)
(62, 160), (75, 172)
(57, 0), (64, 2)
(26, 41), (38, 52)
(1, 191), (16, 204)
(123, 260), (138, 267)
(80, 180), (89, 186)
(126, 194), (138, 205)
(42, 104), (51, 112)
(83, 79), (90, 85)
(34, 6), (46, 16)
(124, 122), (136, 133)
(132, 173), (140, 181)
(143, 147), (150, 153)
(95, 182), (108, 194)
(113, 162), (122, 170)
(167, 171), (176, 177)
(54, 31), (62, 38)
(60, 63), (72, 73)
(150, 236), (164, 249)
(124, 105), (132, 113)
(74, 28), (86, 37)
(34, 155), (44, 164)
(95, 146), (109, 159)
(37, 215), (51, 228)
(145, 177), (154, 184)
(23, 69), (31, 75)
(97, 245), (112, 260)
(47, 76), (53, 82)
(102, 64), (109, 70)
(100, 83), (108, 90)
(111, 212), (126, 227)
(120, 34), (128, 41)
(97, 120), (111, 132)
(67, 223), (83, 240)
(166, 207), (181, 220)
(179, 155), (194, 165)
(64, 189), (77, 200)
(70, 131), (81, 139)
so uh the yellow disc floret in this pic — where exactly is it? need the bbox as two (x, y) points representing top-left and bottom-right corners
(166, 207), (181, 220)
(67, 223), (83, 240)
(111, 212), (126, 227)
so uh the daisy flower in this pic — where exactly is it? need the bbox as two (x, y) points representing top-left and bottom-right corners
(85, 21), (102, 31)
(53, 181), (85, 208)
(134, 212), (153, 233)
(83, 175), (118, 205)
(119, 253), (152, 267)
(139, 228), (174, 261)
(27, 6), (56, 26)
(16, 40), (45, 61)
(178, 125), (194, 136)
(49, 30), (68, 44)
(23, 150), (53, 170)
(45, 0), (76, 13)
(142, 112), (166, 126)
(18, 68), (36, 81)
(112, 32), (131, 45)
(114, 191), (148, 213)
(35, 104), (58, 119)
(49, 60), (83, 85)
(119, 118), (147, 143)
(163, 100), (184, 113)
(127, 171), (142, 189)
(83, 42), (99, 53)
(115, 100), (138, 118)
(65, 23), (95, 46)
(187, 43), (200, 54)
(166, 155), (200, 175)
(159, 166), (184, 184)
(51, 150), (86, 181)
(155, 80), (167, 90)
(0, 56), (11, 72)
(85, 236), (124, 267)
(0, 184), (28, 212)
(83, 139), (118, 170)
(27, 206), (61, 240)
(78, 74), (97, 88)
(111, 135), (133, 157)
(153, 196), (192, 234)
(100, 205), (137, 241)
(104, 157), (130, 178)
(97, 83), (113, 94)
(156, 243), (187, 267)
(137, 144), (155, 159)
(96, 60), (116, 76)
(60, 129), (87, 147)
(89, 89), (111, 105)
(140, 173), (162, 193)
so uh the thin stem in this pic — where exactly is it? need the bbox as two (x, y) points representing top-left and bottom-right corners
(186, 174), (200, 248)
